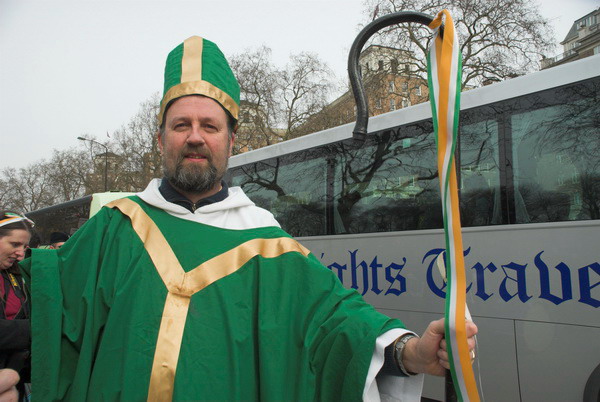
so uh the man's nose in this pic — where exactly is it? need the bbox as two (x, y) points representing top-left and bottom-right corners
(186, 126), (206, 145)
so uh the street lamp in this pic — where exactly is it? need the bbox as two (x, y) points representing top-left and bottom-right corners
(77, 136), (109, 192)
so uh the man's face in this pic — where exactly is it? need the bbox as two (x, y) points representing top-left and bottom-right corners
(159, 96), (234, 198)
(0, 229), (30, 270)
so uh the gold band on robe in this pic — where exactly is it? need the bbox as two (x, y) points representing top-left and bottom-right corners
(107, 198), (310, 401)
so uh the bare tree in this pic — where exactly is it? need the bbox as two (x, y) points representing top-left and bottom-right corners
(0, 148), (93, 211)
(2, 164), (56, 212)
(230, 46), (282, 153)
(47, 148), (93, 201)
(362, 0), (556, 88)
(112, 93), (162, 191)
(281, 52), (333, 139)
(230, 47), (335, 152)
(0, 177), (12, 210)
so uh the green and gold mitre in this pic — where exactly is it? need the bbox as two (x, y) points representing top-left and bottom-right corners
(158, 36), (240, 125)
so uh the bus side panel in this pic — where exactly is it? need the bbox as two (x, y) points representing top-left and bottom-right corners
(516, 321), (600, 402)
(468, 316), (520, 402)
(300, 221), (600, 327)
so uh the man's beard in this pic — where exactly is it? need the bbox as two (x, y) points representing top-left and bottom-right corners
(162, 148), (227, 194)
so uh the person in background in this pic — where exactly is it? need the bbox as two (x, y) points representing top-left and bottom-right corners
(23, 233), (40, 260)
(0, 212), (32, 401)
(48, 232), (69, 250)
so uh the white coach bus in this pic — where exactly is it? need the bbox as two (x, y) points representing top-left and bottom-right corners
(227, 55), (600, 401)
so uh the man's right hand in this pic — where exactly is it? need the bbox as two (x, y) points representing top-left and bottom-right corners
(402, 318), (478, 376)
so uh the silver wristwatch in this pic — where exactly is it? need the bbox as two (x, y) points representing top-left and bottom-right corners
(393, 333), (418, 376)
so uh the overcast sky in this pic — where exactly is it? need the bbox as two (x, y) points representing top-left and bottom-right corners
(1, 0), (598, 170)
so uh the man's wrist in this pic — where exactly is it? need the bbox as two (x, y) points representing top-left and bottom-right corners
(393, 333), (419, 376)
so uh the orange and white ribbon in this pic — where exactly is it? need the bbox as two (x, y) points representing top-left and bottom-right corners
(427, 10), (480, 401)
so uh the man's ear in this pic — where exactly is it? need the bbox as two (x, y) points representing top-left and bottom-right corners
(229, 125), (237, 156)
(157, 131), (164, 153)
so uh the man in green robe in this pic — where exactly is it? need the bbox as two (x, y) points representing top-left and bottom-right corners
(21, 36), (476, 401)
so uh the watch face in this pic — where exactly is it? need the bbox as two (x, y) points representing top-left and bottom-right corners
(395, 335), (415, 358)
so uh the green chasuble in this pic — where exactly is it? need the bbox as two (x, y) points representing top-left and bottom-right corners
(21, 196), (404, 401)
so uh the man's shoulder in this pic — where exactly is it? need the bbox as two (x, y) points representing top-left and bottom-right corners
(235, 202), (280, 226)
(226, 196), (281, 229)
(192, 186), (281, 229)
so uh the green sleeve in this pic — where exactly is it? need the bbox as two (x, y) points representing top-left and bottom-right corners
(20, 208), (129, 400)
(303, 255), (405, 402)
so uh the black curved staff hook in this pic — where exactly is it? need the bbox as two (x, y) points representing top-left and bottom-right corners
(348, 11), (441, 141)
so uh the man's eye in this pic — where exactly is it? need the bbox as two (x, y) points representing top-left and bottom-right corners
(172, 122), (188, 130)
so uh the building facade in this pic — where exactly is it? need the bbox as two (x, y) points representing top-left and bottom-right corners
(541, 7), (600, 69)
(294, 45), (429, 138)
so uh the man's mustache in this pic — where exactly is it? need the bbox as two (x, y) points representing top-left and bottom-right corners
(176, 147), (212, 162)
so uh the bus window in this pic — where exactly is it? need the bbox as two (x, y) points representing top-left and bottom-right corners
(331, 122), (442, 234)
(511, 79), (600, 223)
(228, 60), (600, 236)
(26, 196), (92, 245)
(231, 151), (328, 237)
(459, 118), (501, 226)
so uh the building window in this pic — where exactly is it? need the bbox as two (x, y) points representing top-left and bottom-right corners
(402, 98), (410, 108)
(378, 60), (384, 70)
(415, 86), (422, 96)
(391, 59), (398, 73)
(390, 98), (396, 111)
(594, 45), (600, 55)
(402, 81), (408, 92)
(388, 81), (395, 93)
(376, 99), (382, 109)
(580, 14), (597, 28)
